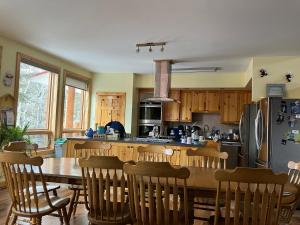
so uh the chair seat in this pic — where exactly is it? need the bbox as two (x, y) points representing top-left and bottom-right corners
(13, 196), (70, 217)
(68, 184), (84, 190)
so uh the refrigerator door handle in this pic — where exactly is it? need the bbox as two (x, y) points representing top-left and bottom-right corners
(239, 112), (244, 144)
(255, 109), (261, 150)
(259, 110), (264, 150)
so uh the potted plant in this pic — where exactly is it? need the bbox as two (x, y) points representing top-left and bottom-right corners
(0, 123), (30, 149)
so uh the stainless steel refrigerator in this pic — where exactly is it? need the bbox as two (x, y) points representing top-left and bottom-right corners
(239, 103), (259, 167)
(255, 97), (300, 172)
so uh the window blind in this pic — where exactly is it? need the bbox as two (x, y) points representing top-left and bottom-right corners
(66, 77), (88, 91)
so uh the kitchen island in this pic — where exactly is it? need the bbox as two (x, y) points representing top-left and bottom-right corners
(65, 137), (220, 166)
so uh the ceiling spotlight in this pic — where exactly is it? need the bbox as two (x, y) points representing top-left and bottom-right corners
(136, 41), (166, 53)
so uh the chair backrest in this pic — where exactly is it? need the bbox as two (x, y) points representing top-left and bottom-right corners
(137, 145), (174, 163)
(0, 152), (54, 214)
(3, 141), (38, 156)
(214, 168), (288, 225)
(74, 141), (112, 158)
(124, 161), (190, 225)
(186, 147), (228, 169)
(79, 156), (127, 224)
(287, 161), (300, 184)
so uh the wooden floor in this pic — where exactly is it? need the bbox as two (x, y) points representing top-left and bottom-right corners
(1, 187), (300, 225)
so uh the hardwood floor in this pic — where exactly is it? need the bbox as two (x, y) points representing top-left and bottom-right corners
(1, 187), (299, 225)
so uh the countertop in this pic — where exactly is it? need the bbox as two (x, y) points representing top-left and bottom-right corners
(67, 136), (209, 147)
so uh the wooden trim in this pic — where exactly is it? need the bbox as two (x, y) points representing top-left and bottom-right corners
(26, 130), (52, 134)
(62, 129), (85, 133)
(14, 52), (61, 125)
(17, 52), (61, 74)
(0, 46), (2, 74)
(96, 92), (126, 96)
(64, 69), (91, 82)
(60, 70), (91, 137)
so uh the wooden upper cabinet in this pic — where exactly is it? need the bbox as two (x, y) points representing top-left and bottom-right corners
(191, 90), (220, 113)
(220, 90), (252, 124)
(192, 91), (206, 112)
(221, 91), (239, 124)
(206, 91), (220, 112)
(238, 90), (252, 116)
(95, 92), (126, 126)
(180, 91), (193, 122)
(164, 90), (181, 122)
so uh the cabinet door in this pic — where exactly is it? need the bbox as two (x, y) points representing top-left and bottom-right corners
(238, 90), (252, 116)
(180, 91), (193, 122)
(95, 93), (126, 126)
(221, 91), (239, 123)
(164, 90), (180, 121)
(192, 91), (206, 112)
(206, 91), (220, 112)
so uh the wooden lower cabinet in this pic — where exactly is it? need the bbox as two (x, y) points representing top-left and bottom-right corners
(66, 140), (202, 166)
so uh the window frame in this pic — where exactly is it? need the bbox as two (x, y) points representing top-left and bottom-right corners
(61, 70), (91, 137)
(15, 53), (61, 149)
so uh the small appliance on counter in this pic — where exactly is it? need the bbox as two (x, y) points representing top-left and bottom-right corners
(104, 121), (126, 138)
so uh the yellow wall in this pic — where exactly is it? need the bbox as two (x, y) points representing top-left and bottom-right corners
(252, 56), (300, 101)
(135, 71), (246, 89)
(0, 35), (92, 138)
(244, 58), (253, 87)
(90, 73), (135, 133)
(0, 36), (92, 96)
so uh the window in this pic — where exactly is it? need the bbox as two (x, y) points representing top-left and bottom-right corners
(15, 53), (59, 149)
(62, 71), (90, 137)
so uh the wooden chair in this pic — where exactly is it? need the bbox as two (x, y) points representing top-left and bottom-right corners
(186, 147), (228, 169)
(124, 161), (191, 225)
(279, 161), (300, 224)
(137, 145), (174, 163)
(69, 141), (112, 217)
(79, 156), (132, 225)
(3, 141), (39, 156)
(0, 152), (70, 225)
(214, 168), (288, 225)
(186, 148), (228, 222)
(2, 141), (62, 224)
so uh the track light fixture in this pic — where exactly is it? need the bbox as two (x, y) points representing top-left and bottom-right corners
(136, 42), (167, 53)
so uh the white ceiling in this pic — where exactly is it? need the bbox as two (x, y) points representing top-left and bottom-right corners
(0, 0), (300, 74)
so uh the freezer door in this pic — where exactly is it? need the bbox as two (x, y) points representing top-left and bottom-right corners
(269, 98), (300, 172)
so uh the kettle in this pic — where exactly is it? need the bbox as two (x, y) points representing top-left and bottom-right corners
(85, 128), (94, 138)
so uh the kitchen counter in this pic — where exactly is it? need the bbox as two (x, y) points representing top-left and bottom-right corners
(67, 136), (208, 148)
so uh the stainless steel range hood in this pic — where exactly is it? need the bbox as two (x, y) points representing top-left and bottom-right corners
(145, 60), (176, 102)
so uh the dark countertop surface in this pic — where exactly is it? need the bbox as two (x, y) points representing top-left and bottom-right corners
(67, 136), (209, 148)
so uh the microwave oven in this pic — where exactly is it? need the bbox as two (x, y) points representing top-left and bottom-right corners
(139, 102), (162, 124)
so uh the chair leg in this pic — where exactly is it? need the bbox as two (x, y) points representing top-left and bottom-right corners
(5, 203), (13, 225)
(52, 187), (64, 223)
(72, 189), (80, 216)
(37, 217), (42, 225)
(10, 214), (17, 225)
(62, 207), (70, 225)
(68, 189), (77, 219)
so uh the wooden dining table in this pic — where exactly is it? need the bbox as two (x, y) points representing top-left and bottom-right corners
(39, 157), (299, 222)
